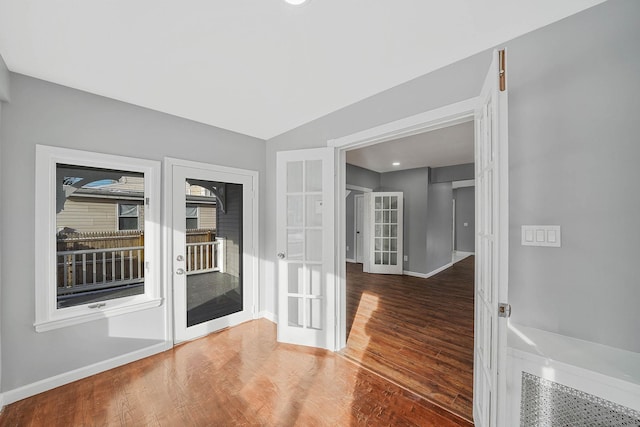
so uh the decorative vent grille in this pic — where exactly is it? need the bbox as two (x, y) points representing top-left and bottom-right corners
(521, 372), (640, 427)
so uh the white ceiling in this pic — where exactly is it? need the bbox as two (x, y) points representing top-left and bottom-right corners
(0, 0), (605, 140)
(347, 120), (474, 173)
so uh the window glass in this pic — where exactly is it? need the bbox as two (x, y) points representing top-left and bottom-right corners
(56, 164), (145, 308)
(118, 203), (140, 230)
(186, 205), (198, 229)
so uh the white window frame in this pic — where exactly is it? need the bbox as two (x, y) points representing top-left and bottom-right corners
(117, 202), (141, 231)
(35, 145), (162, 332)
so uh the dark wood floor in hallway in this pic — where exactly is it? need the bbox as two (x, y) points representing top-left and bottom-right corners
(0, 319), (473, 427)
(341, 256), (475, 422)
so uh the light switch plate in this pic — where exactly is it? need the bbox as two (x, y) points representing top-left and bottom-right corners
(521, 225), (561, 247)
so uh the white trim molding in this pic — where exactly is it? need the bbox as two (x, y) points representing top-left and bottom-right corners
(346, 184), (373, 193)
(258, 311), (277, 323)
(452, 179), (475, 189)
(328, 97), (478, 150)
(404, 262), (453, 280)
(2, 341), (171, 406)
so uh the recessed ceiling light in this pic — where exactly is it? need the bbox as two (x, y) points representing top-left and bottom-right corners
(284, 0), (308, 5)
(392, 162), (400, 166)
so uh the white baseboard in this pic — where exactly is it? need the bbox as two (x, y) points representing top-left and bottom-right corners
(404, 262), (453, 279)
(258, 310), (277, 323)
(453, 251), (475, 261)
(346, 258), (357, 263)
(2, 341), (171, 406)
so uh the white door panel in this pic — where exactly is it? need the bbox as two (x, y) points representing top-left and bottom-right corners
(368, 192), (403, 275)
(276, 148), (335, 349)
(170, 162), (255, 343)
(473, 49), (509, 427)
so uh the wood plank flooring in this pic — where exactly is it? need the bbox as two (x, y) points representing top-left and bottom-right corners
(340, 257), (475, 422)
(0, 319), (472, 427)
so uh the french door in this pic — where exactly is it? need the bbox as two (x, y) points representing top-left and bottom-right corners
(276, 148), (335, 349)
(473, 49), (509, 427)
(366, 192), (403, 275)
(168, 160), (256, 343)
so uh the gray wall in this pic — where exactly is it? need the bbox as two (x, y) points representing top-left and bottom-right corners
(0, 54), (9, 101)
(507, 0), (640, 351)
(0, 73), (266, 392)
(346, 163), (380, 190)
(431, 163), (474, 183)
(0, 53), (8, 398)
(454, 187), (475, 252)
(379, 168), (430, 274)
(426, 182), (453, 273)
(267, 0), (640, 352)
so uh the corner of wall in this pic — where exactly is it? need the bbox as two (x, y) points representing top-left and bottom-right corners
(0, 54), (10, 102)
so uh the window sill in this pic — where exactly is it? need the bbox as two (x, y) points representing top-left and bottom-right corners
(34, 298), (163, 333)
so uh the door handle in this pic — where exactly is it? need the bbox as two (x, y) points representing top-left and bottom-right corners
(277, 252), (285, 259)
(176, 268), (185, 275)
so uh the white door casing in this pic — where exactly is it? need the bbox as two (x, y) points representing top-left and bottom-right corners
(276, 148), (335, 349)
(473, 49), (509, 427)
(167, 159), (258, 344)
(367, 192), (403, 275)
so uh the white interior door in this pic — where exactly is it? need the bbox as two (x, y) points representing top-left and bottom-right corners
(170, 162), (256, 343)
(276, 148), (335, 349)
(368, 191), (403, 275)
(473, 49), (509, 427)
(354, 194), (364, 263)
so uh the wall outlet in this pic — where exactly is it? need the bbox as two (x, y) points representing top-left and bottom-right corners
(346, 246), (349, 251)
(403, 255), (408, 262)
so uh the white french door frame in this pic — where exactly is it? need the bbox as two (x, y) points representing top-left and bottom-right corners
(163, 157), (259, 344)
(329, 92), (508, 423)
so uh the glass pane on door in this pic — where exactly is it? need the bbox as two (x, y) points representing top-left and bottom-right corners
(373, 195), (399, 266)
(286, 160), (323, 331)
(185, 179), (243, 327)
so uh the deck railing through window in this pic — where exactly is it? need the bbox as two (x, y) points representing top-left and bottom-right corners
(186, 239), (224, 275)
(57, 239), (223, 296)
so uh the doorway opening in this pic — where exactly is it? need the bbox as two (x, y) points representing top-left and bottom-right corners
(338, 115), (476, 422)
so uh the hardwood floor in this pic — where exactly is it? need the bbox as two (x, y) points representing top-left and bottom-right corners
(341, 257), (475, 422)
(0, 319), (472, 427)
